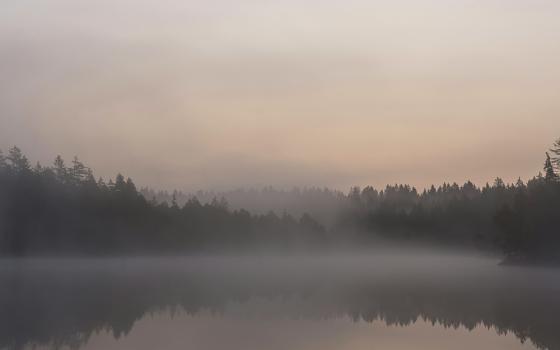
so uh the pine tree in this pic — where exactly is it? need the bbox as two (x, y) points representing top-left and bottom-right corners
(83, 169), (98, 191)
(544, 152), (558, 181)
(70, 156), (89, 183)
(7, 146), (30, 173)
(114, 174), (126, 192)
(125, 178), (137, 196)
(34, 162), (43, 173)
(550, 138), (560, 170)
(53, 155), (68, 183)
(493, 177), (505, 188)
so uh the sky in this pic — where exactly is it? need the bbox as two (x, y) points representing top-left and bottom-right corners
(1, 0), (560, 191)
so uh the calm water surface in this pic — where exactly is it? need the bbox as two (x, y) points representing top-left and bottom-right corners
(1, 253), (558, 350)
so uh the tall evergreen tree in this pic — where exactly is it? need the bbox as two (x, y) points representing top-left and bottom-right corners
(544, 152), (558, 181)
(70, 156), (89, 183)
(7, 146), (30, 173)
(551, 138), (560, 170)
(83, 170), (98, 191)
(114, 174), (126, 192)
(493, 177), (505, 188)
(53, 155), (68, 183)
(125, 178), (137, 196)
(33, 162), (43, 173)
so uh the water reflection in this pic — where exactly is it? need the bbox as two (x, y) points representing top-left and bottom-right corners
(43, 312), (537, 350)
(1, 254), (559, 350)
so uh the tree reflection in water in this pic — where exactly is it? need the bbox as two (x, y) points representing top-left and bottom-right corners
(1, 255), (558, 350)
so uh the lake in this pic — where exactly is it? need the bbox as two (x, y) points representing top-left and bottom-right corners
(1, 252), (559, 350)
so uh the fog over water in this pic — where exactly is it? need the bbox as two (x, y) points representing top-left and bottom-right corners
(2, 251), (559, 350)
(2, 0), (560, 349)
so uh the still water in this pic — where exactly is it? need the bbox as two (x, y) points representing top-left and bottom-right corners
(1, 253), (559, 350)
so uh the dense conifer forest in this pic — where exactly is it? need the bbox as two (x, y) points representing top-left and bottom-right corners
(0, 147), (326, 255)
(1, 139), (559, 260)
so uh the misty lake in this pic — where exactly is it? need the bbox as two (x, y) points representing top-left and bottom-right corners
(1, 252), (559, 350)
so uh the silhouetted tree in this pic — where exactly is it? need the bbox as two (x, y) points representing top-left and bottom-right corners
(7, 146), (30, 173)
(550, 137), (560, 170)
(53, 155), (68, 183)
(70, 156), (90, 184)
(2, 138), (560, 261)
(544, 152), (558, 181)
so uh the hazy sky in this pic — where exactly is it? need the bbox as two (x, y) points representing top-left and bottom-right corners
(2, 0), (560, 191)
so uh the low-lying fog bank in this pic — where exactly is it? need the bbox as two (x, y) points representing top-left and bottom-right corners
(3, 147), (560, 263)
(2, 252), (560, 350)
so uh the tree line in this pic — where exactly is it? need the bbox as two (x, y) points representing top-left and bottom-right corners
(0, 147), (325, 255)
(139, 186), (348, 228)
(1, 138), (559, 261)
(333, 140), (560, 262)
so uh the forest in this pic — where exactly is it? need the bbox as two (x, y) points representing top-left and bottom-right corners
(0, 148), (326, 255)
(1, 139), (559, 261)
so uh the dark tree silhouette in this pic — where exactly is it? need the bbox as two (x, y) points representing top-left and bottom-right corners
(544, 152), (558, 181)
(550, 138), (560, 171)
(6, 146), (30, 173)
(1, 139), (560, 261)
(0, 148), (326, 256)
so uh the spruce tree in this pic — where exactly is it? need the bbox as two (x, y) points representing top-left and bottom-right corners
(70, 156), (89, 183)
(114, 174), (126, 192)
(53, 155), (68, 183)
(551, 138), (560, 170)
(7, 146), (30, 173)
(544, 152), (558, 181)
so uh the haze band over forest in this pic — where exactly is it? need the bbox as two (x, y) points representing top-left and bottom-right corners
(1, 138), (559, 262)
